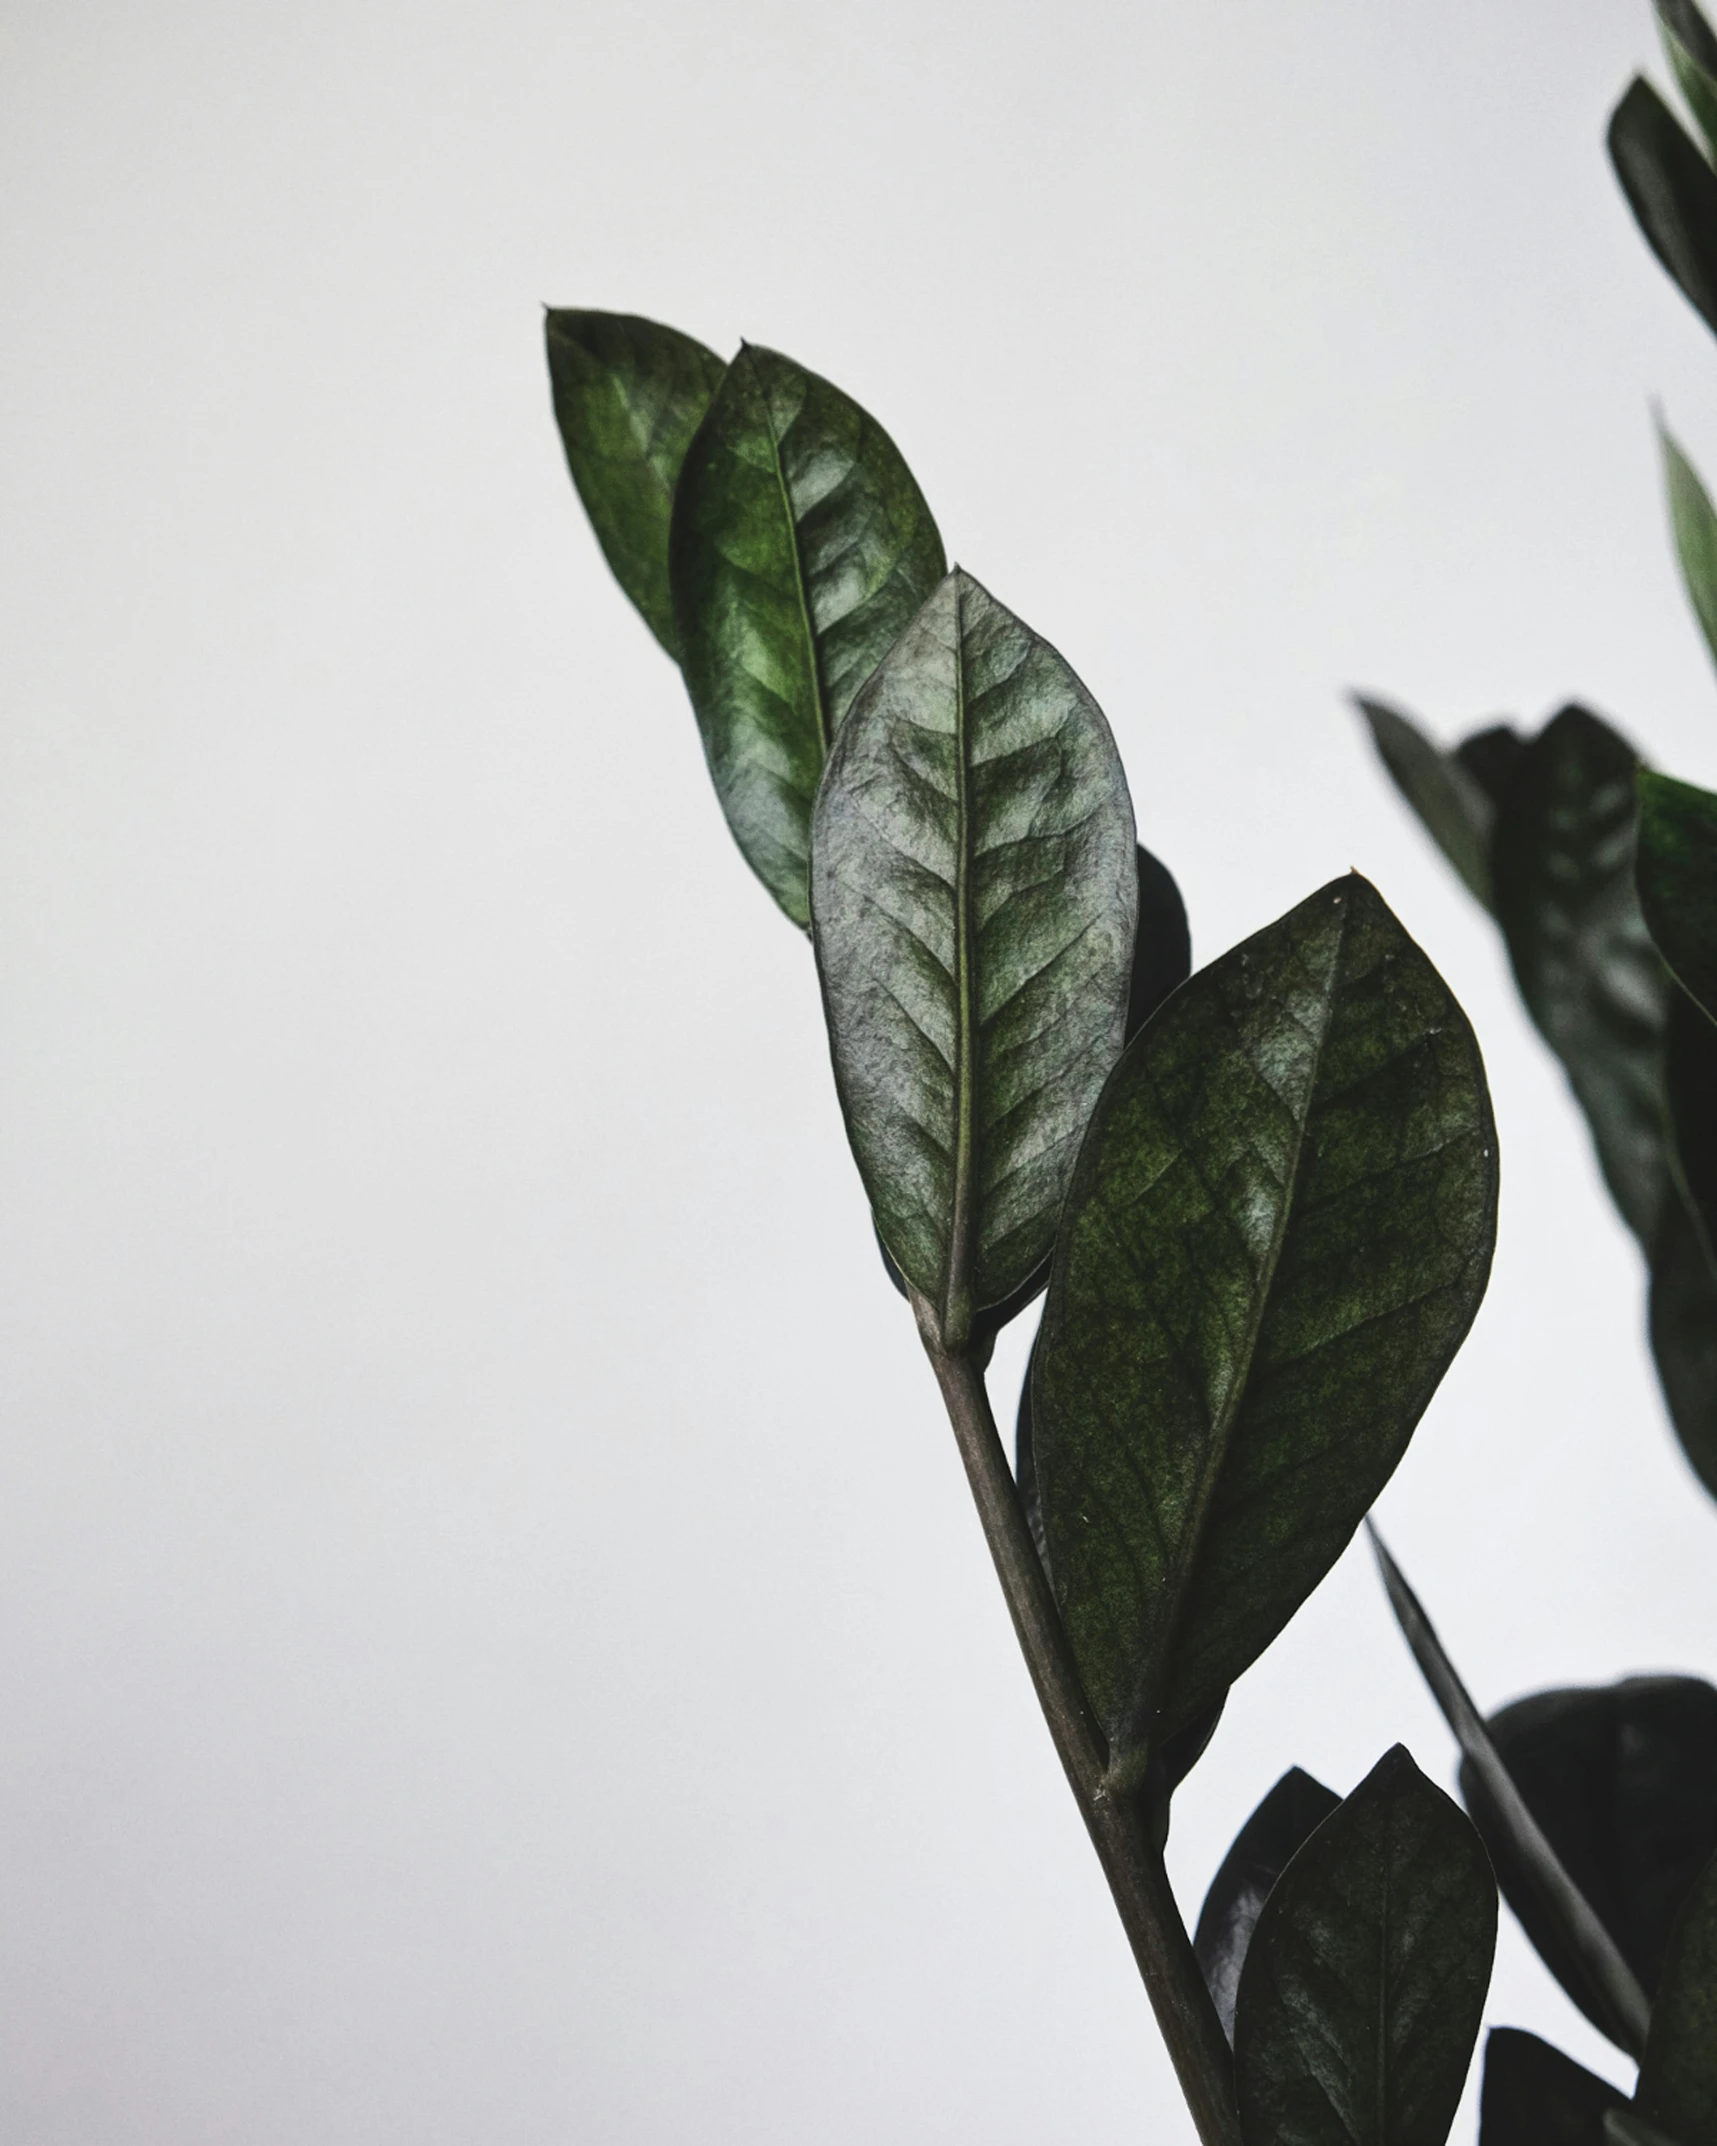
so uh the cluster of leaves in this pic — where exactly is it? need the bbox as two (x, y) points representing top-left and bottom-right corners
(1347, 4), (1717, 2139)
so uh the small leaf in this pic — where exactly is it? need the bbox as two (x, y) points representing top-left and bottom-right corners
(811, 569), (1136, 1344)
(1639, 771), (1717, 1022)
(1662, 429), (1717, 686)
(1638, 1850), (1717, 2145)
(1478, 2028), (1625, 2146)
(1660, 0), (1717, 161)
(1033, 875), (1496, 1771)
(671, 344), (945, 924)
(1233, 1745), (1497, 2146)
(1356, 695), (1497, 909)
(1610, 79), (1717, 340)
(1195, 1768), (1341, 2045)
(544, 311), (726, 658)
(1492, 706), (1671, 1249)
(1369, 1531), (1654, 2058)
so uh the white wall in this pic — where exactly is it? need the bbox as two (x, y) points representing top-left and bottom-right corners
(1, 1), (1713, 2139)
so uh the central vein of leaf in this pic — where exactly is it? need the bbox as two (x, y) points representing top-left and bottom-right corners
(944, 582), (977, 1347)
(758, 373), (829, 758)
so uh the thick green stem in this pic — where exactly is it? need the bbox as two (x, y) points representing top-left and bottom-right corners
(915, 1311), (1241, 2146)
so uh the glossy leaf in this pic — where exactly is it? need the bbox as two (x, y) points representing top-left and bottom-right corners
(1663, 429), (1717, 686)
(811, 568), (1136, 1344)
(670, 343), (945, 924)
(1610, 78), (1717, 340)
(1492, 706), (1671, 1249)
(1356, 695), (1497, 909)
(1478, 2029), (1625, 2146)
(544, 311), (726, 658)
(1233, 1745), (1497, 2146)
(1195, 1768), (1341, 2045)
(1638, 1850), (1717, 2145)
(1032, 875), (1497, 1769)
(1660, 0), (1717, 161)
(1370, 1531), (1655, 2056)
(1639, 771), (1717, 1022)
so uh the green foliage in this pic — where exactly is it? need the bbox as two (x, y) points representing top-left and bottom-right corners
(1232, 1747), (1497, 2146)
(1032, 876), (1497, 1769)
(810, 568), (1136, 1345)
(1639, 772), (1717, 1022)
(1355, 695), (1498, 909)
(1479, 2030), (1625, 2146)
(1661, 429), (1717, 682)
(1637, 1852), (1717, 2144)
(1609, 77), (1717, 337)
(672, 344), (945, 923)
(1195, 1769), (1340, 2044)
(544, 311), (726, 659)
(1659, 0), (1717, 161)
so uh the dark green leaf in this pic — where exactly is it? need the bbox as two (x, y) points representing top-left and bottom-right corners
(1609, 78), (1717, 340)
(1649, 1189), (1717, 1499)
(670, 344), (945, 924)
(1660, 0), (1717, 162)
(1479, 2029), (1625, 2146)
(543, 311), (726, 659)
(1638, 1850), (1717, 2146)
(811, 568), (1136, 1344)
(1033, 875), (1496, 1770)
(1639, 771), (1717, 1023)
(1128, 840), (1193, 1039)
(1233, 1745), (1497, 2146)
(1195, 1768), (1341, 2045)
(1492, 706), (1671, 1249)
(1668, 989), (1717, 1253)
(1463, 1678), (1717, 2043)
(1455, 724), (1527, 808)
(1369, 1530), (1654, 2057)
(1356, 695), (1497, 909)
(1662, 429), (1717, 686)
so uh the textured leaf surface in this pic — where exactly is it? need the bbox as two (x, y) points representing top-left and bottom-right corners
(1663, 431), (1717, 688)
(1639, 771), (1717, 1022)
(1638, 1851), (1717, 2146)
(1462, 1678), (1717, 2041)
(670, 344), (944, 923)
(1233, 1746), (1497, 2146)
(1660, 0), (1717, 161)
(812, 569), (1135, 1341)
(1492, 706), (1671, 1248)
(1195, 1768), (1341, 2044)
(544, 311), (726, 657)
(1610, 78), (1717, 339)
(1479, 2029), (1625, 2146)
(1371, 1532), (1654, 2057)
(1032, 875), (1497, 1763)
(1357, 696), (1497, 909)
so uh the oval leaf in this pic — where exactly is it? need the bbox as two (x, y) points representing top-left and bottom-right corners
(1638, 1850), (1717, 2146)
(1639, 771), (1717, 1023)
(1609, 77), (1717, 341)
(1357, 694), (1498, 910)
(1662, 429), (1717, 691)
(671, 344), (945, 924)
(1479, 2029), (1625, 2146)
(1195, 1768), (1341, 2045)
(544, 310), (726, 658)
(1491, 705), (1671, 1249)
(1233, 1745), (1497, 2146)
(811, 568), (1136, 1343)
(1032, 874), (1497, 1767)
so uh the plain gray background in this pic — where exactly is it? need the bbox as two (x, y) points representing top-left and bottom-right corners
(3, 0), (1716, 2138)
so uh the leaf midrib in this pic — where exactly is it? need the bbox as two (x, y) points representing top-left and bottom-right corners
(1125, 906), (1349, 1762)
(943, 577), (977, 1344)
(754, 357), (830, 758)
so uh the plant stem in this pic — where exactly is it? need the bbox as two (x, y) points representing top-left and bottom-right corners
(915, 1312), (1242, 2146)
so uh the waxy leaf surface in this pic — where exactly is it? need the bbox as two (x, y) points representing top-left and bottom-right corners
(544, 311), (726, 658)
(1492, 706), (1671, 1249)
(1610, 78), (1717, 340)
(671, 344), (944, 923)
(1639, 772), (1717, 1023)
(1032, 875), (1497, 1764)
(1195, 1767), (1341, 2044)
(1233, 1746), (1497, 2146)
(812, 569), (1135, 1342)
(1660, 0), (1717, 157)
(1638, 1851), (1717, 2146)
(1663, 431), (1717, 688)
(1358, 695), (1498, 910)
(1463, 1678), (1717, 2043)
(1479, 2029), (1625, 2146)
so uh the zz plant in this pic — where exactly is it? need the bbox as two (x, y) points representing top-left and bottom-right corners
(543, 12), (1717, 2125)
